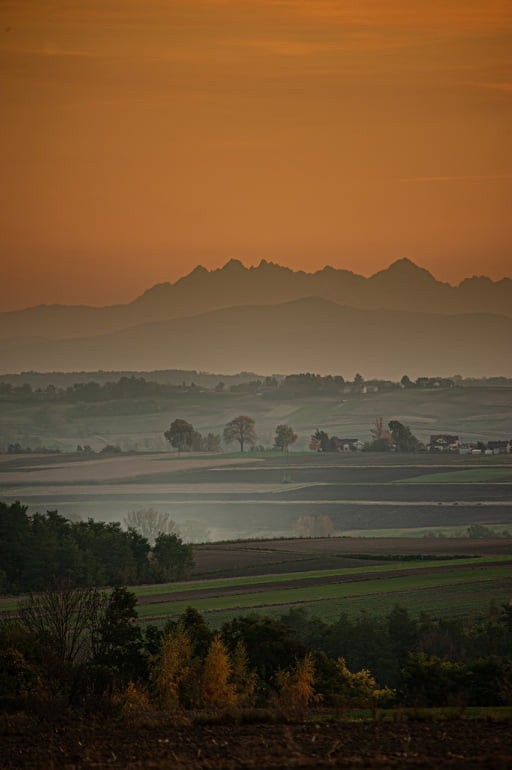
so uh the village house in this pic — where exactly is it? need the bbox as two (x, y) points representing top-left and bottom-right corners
(428, 434), (460, 452)
(334, 438), (364, 452)
(487, 440), (512, 454)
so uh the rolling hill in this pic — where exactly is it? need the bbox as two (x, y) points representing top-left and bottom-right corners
(1, 296), (511, 378)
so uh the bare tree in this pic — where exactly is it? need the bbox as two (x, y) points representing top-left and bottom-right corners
(17, 584), (106, 685)
(124, 508), (180, 546)
(295, 514), (334, 538)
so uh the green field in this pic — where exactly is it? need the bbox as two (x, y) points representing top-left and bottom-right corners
(2, 554), (510, 625)
(129, 556), (512, 625)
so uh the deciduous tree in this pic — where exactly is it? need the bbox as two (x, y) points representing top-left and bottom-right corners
(388, 420), (422, 452)
(274, 653), (320, 714)
(295, 514), (334, 538)
(164, 419), (195, 452)
(223, 415), (256, 453)
(151, 627), (192, 711)
(152, 533), (194, 581)
(17, 583), (106, 696)
(274, 424), (298, 453)
(200, 633), (237, 709)
(124, 508), (179, 546)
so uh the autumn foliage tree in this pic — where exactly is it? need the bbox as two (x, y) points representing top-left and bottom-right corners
(230, 640), (257, 706)
(223, 415), (256, 452)
(274, 653), (320, 714)
(334, 657), (393, 710)
(368, 417), (393, 451)
(200, 633), (238, 709)
(274, 424), (298, 453)
(151, 626), (192, 711)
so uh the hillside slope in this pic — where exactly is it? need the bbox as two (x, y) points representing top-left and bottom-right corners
(1, 297), (510, 378)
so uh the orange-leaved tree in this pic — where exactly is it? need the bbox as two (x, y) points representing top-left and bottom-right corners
(200, 633), (238, 709)
(151, 626), (192, 711)
(274, 653), (321, 714)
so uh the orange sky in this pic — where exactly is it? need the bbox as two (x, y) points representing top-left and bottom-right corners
(1, 0), (511, 311)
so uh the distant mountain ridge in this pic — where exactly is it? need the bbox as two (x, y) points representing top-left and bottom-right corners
(2, 258), (512, 342)
(1, 296), (511, 378)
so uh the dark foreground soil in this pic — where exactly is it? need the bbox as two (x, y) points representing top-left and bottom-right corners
(2, 715), (512, 769)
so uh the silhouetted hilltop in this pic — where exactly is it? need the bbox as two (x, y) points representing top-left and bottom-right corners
(2, 258), (511, 342)
(1, 296), (510, 378)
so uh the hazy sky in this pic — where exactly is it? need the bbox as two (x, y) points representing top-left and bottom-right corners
(1, 0), (511, 310)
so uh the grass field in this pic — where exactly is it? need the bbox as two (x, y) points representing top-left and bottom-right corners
(2, 554), (511, 625)
(2, 384), (512, 454)
(125, 555), (512, 625)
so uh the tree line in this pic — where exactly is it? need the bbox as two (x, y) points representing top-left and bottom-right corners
(0, 376), (198, 404)
(0, 371), (460, 406)
(164, 416), (297, 453)
(165, 414), (424, 455)
(1, 589), (511, 717)
(309, 418), (423, 453)
(0, 502), (194, 594)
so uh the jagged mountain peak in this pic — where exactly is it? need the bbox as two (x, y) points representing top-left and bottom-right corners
(219, 258), (246, 272)
(371, 257), (438, 283)
(252, 258), (292, 272)
(2, 258), (512, 352)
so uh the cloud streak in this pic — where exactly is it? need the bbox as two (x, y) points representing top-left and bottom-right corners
(399, 175), (512, 183)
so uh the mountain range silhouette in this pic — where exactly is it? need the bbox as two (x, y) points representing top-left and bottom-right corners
(1, 259), (510, 376)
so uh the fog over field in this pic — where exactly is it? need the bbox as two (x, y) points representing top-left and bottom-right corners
(2, 260), (512, 377)
(2, 451), (512, 542)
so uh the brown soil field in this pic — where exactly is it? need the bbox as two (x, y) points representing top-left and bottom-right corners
(2, 714), (511, 769)
(191, 537), (512, 578)
(3, 452), (512, 541)
(0, 454), (257, 484)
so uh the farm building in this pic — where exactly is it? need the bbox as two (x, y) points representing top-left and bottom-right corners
(334, 438), (364, 452)
(488, 440), (512, 454)
(429, 434), (460, 452)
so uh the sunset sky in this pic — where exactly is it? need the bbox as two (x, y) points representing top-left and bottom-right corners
(1, 0), (511, 311)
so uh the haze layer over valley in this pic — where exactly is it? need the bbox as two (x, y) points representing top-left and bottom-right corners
(2, 259), (512, 378)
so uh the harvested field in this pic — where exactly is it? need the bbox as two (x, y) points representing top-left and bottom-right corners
(2, 451), (512, 540)
(2, 712), (512, 769)
(0, 454), (258, 484)
(192, 537), (512, 576)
